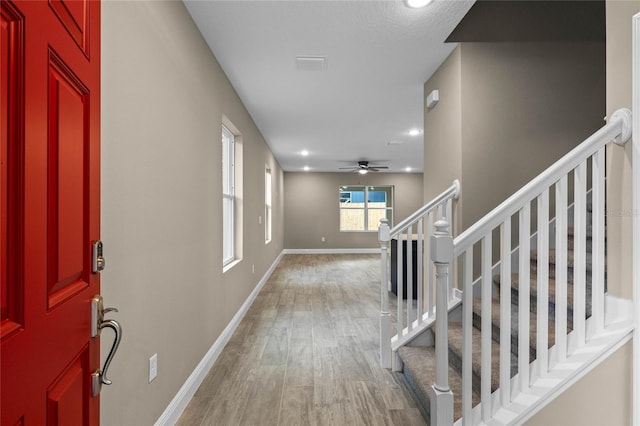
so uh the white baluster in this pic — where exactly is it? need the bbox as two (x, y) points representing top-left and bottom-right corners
(378, 218), (392, 368)
(429, 220), (454, 426)
(398, 232), (404, 339)
(481, 233), (492, 422)
(462, 249), (473, 425)
(447, 198), (454, 302)
(417, 218), (424, 326)
(536, 189), (549, 378)
(518, 204), (531, 392)
(428, 210), (435, 317)
(407, 225), (414, 332)
(500, 218), (512, 407)
(574, 162), (587, 348)
(592, 148), (605, 334)
(555, 177), (568, 362)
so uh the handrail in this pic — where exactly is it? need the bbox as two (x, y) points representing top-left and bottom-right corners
(453, 109), (632, 254)
(390, 179), (460, 237)
(379, 179), (461, 371)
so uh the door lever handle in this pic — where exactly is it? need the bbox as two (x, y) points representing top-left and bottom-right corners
(103, 307), (118, 316)
(92, 318), (122, 395)
(91, 295), (123, 396)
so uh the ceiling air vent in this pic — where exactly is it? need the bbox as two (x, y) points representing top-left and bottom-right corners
(296, 56), (328, 72)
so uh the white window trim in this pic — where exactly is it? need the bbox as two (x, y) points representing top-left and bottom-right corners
(265, 168), (272, 244)
(339, 185), (393, 232)
(222, 125), (235, 266)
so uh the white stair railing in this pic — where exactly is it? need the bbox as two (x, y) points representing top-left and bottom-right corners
(432, 108), (632, 425)
(378, 180), (460, 369)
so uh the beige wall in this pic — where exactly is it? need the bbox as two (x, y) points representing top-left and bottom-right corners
(526, 341), (633, 426)
(284, 172), (423, 250)
(424, 48), (463, 235)
(527, 1), (639, 424)
(101, 2), (283, 424)
(606, 0), (638, 300)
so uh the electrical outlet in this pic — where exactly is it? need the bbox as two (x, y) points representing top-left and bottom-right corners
(149, 353), (158, 383)
(252, 264), (255, 274)
(321, 237), (326, 242)
(258, 215), (262, 225)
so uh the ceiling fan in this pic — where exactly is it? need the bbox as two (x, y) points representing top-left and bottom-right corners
(339, 160), (389, 174)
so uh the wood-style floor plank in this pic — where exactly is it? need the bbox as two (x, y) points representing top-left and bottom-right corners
(178, 254), (427, 425)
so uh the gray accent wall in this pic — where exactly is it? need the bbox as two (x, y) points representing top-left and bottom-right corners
(284, 172), (423, 250)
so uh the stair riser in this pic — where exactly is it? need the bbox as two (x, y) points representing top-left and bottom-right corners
(400, 368), (432, 420)
(472, 312), (537, 360)
(447, 347), (484, 395)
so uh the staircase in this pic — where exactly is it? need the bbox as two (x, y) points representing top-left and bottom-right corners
(397, 224), (593, 423)
(378, 109), (635, 425)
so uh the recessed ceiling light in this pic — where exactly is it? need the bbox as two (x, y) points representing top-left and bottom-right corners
(408, 128), (422, 136)
(405, 167), (412, 172)
(405, 0), (433, 8)
(303, 166), (310, 171)
(301, 150), (309, 156)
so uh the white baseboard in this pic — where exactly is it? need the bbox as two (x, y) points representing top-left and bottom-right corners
(282, 248), (380, 254)
(154, 251), (284, 426)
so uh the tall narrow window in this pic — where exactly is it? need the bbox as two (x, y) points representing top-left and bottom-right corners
(222, 125), (235, 265)
(339, 185), (393, 231)
(265, 168), (272, 243)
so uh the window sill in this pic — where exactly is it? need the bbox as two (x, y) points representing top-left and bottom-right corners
(223, 258), (241, 273)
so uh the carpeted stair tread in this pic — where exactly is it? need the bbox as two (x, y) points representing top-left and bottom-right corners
(567, 224), (595, 239)
(446, 323), (517, 394)
(494, 273), (567, 303)
(530, 249), (576, 268)
(493, 272), (592, 319)
(530, 249), (602, 278)
(398, 345), (480, 423)
(471, 299), (564, 359)
(530, 249), (599, 276)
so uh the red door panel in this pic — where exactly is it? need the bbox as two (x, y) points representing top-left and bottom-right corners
(0, 0), (25, 341)
(49, 0), (89, 54)
(1, 0), (100, 424)
(47, 345), (90, 425)
(48, 52), (90, 307)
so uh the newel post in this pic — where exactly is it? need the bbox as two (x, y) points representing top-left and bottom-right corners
(379, 218), (392, 369)
(429, 220), (454, 426)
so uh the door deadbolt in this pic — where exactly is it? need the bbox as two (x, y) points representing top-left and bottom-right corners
(92, 240), (105, 273)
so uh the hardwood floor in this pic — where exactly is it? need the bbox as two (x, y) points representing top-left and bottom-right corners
(176, 254), (426, 426)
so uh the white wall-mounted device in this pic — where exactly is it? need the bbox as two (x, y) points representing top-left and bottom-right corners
(426, 89), (439, 109)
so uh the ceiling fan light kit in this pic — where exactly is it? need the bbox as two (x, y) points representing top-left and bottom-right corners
(339, 160), (390, 173)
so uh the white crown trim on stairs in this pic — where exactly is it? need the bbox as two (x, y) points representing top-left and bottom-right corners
(154, 251), (284, 426)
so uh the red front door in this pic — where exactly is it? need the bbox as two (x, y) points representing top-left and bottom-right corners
(1, 0), (101, 424)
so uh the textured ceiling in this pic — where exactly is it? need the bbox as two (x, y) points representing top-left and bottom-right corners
(184, 0), (474, 173)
